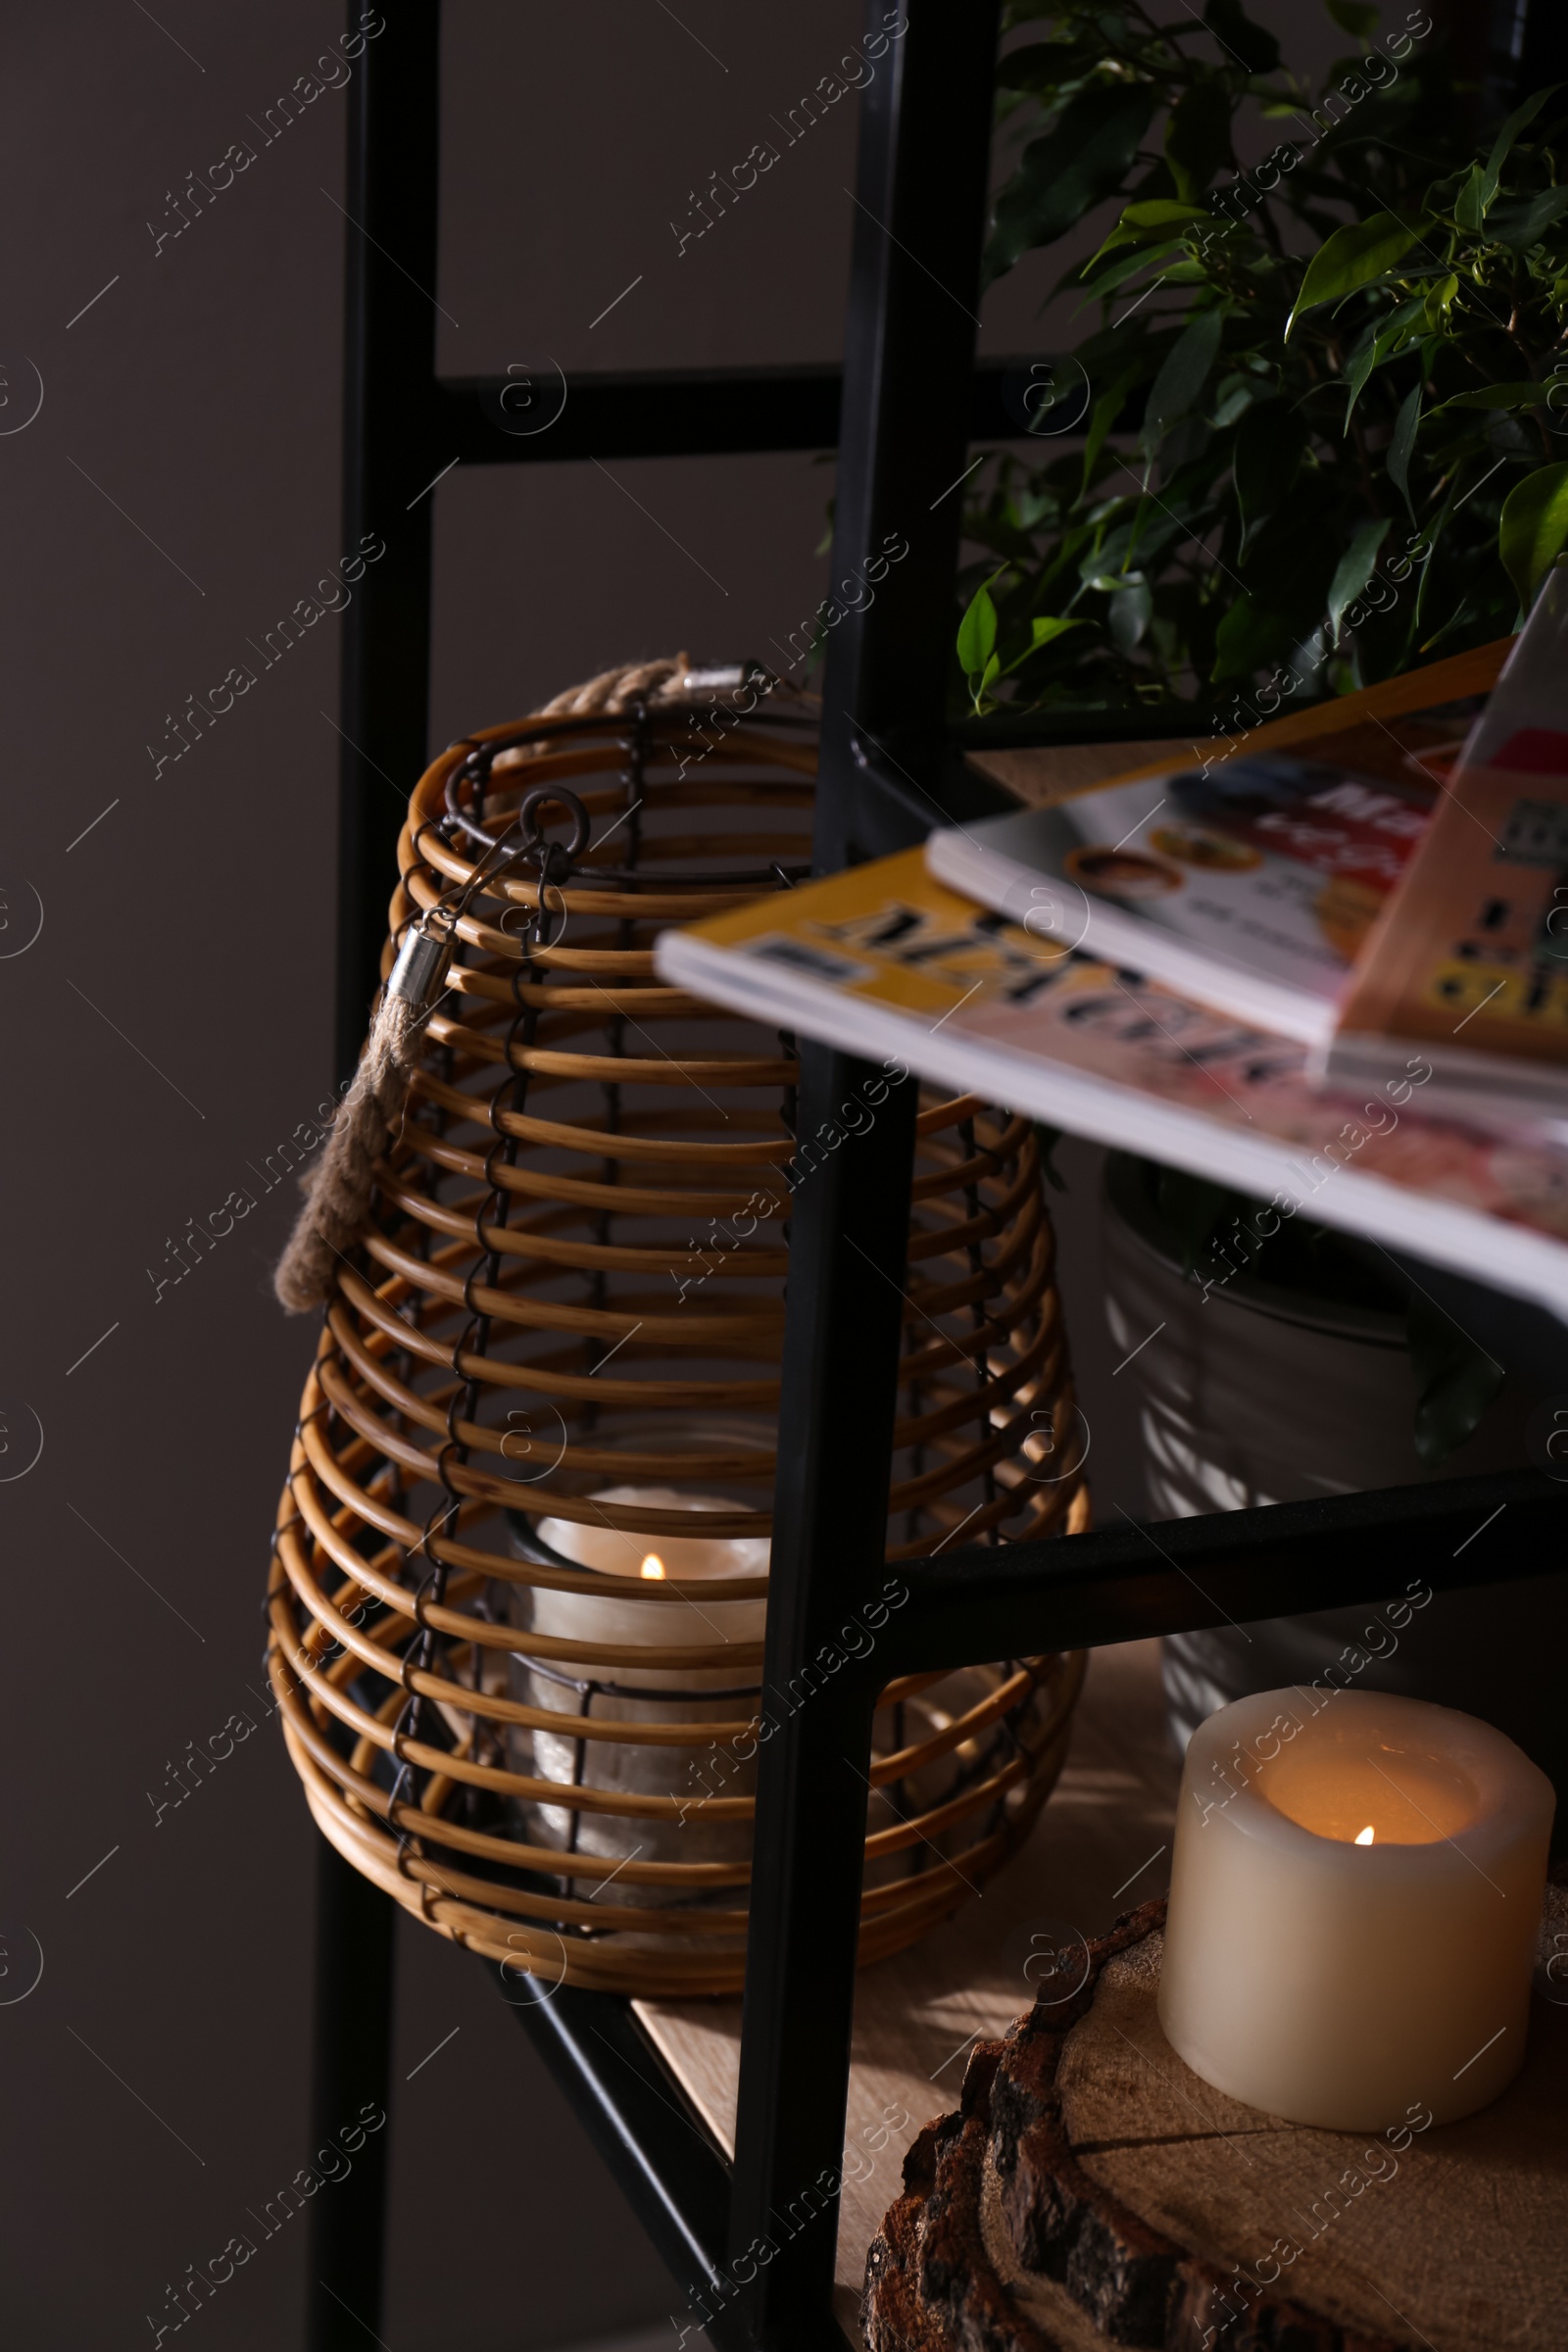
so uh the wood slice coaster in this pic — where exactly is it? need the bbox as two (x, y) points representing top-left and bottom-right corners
(864, 1889), (1568, 2352)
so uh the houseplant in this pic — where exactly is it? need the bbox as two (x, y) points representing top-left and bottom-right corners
(959, 0), (1560, 1451)
(956, 2), (1568, 1781)
(958, 0), (1568, 720)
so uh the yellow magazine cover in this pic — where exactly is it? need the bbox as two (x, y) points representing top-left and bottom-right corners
(658, 844), (1568, 1322)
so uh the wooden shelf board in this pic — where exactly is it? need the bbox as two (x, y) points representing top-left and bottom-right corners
(635, 1637), (1181, 2342)
(963, 737), (1197, 809)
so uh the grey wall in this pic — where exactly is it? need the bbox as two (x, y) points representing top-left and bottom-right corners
(0, 3), (1332, 2345)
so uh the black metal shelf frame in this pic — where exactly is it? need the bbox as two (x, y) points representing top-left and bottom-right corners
(307, 9), (1567, 2349)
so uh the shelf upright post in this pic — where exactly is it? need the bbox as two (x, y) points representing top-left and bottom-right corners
(727, 6), (1003, 2343)
(813, 0), (1004, 875)
(333, 0), (443, 1079)
(311, 7), (443, 2350)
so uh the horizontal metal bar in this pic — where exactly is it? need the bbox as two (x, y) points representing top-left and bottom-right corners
(485, 1472), (1552, 2338)
(880, 1467), (1563, 1675)
(434, 359), (1022, 466)
(951, 707), (1247, 753)
(500, 1974), (751, 2346)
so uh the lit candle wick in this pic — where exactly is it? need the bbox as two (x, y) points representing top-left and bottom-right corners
(1355, 1825), (1375, 1845)
(639, 1552), (666, 1581)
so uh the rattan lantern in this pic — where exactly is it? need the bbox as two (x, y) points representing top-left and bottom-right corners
(267, 661), (1091, 1997)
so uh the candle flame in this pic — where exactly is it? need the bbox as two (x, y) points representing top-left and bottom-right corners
(639, 1552), (666, 1581)
(1355, 1825), (1375, 1845)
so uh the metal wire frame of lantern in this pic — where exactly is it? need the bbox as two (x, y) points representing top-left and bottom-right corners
(267, 667), (1091, 1998)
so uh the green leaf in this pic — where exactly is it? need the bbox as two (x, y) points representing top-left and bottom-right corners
(1473, 85), (1560, 221)
(986, 84), (1158, 283)
(1285, 213), (1422, 339)
(1325, 0), (1378, 32)
(1143, 306), (1225, 448)
(1441, 381), (1552, 410)
(1084, 204), (1197, 270)
(1407, 1291), (1504, 1466)
(1343, 295), (1425, 418)
(1488, 183), (1568, 250)
(1452, 164), (1490, 234)
(1080, 367), (1138, 498)
(1233, 400), (1305, 554)
(998, 614), (1088, 679)
(1108, 578), (1154, 651)
(1421, 271), (1459, 330)
(975, 651), (1002, 712)
(1211, 590), (1291, 679)
(1387, 380), (1421, 520)
(1165, 80), (1234, 202)
(1328, 515), (1392, 640)
(1211, 371), (1258, 429)
(1080, 239), (1186, 305)
(957, 573), (1002, 680)
(1123, 199), (1211, 229)
(1026, 613), (1083, 652)
(1499, 463), (1568, 608)
(1203, 0), (1279, 74)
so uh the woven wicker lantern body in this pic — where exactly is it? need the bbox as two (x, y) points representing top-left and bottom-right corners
(269, 671), (1090, 1996)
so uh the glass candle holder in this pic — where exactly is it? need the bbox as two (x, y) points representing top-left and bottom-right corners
(505, 1431), (770, 1904)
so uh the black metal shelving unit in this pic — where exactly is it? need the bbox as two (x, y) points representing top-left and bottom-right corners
(307, 8), (1568, 2349)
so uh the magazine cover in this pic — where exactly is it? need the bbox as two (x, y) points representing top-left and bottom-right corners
(657, 847), (1568, 1323)
(926, 752), (1437, 1044)
(1323, 575), (1568, 1126)
(928, 643), (1510, 1047)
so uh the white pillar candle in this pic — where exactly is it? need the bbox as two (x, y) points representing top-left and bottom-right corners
(509, 1487), (769, 1890)
(528, 1486), (769, 1675)
(1159, 1688), (1553, 2129)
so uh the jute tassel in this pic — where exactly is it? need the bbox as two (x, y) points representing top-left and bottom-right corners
(272, 984), (428, 1314)
(272, 655), (776, 1316)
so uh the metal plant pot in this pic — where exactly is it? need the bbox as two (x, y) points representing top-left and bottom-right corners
(1102, 1154), (1568, 1818)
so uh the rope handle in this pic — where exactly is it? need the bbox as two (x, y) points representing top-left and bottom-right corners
(271, 783), (590, 1314)
(271, 646), (797, 1315)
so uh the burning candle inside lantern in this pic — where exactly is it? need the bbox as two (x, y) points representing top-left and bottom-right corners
(507, 1487), (769, 1898)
